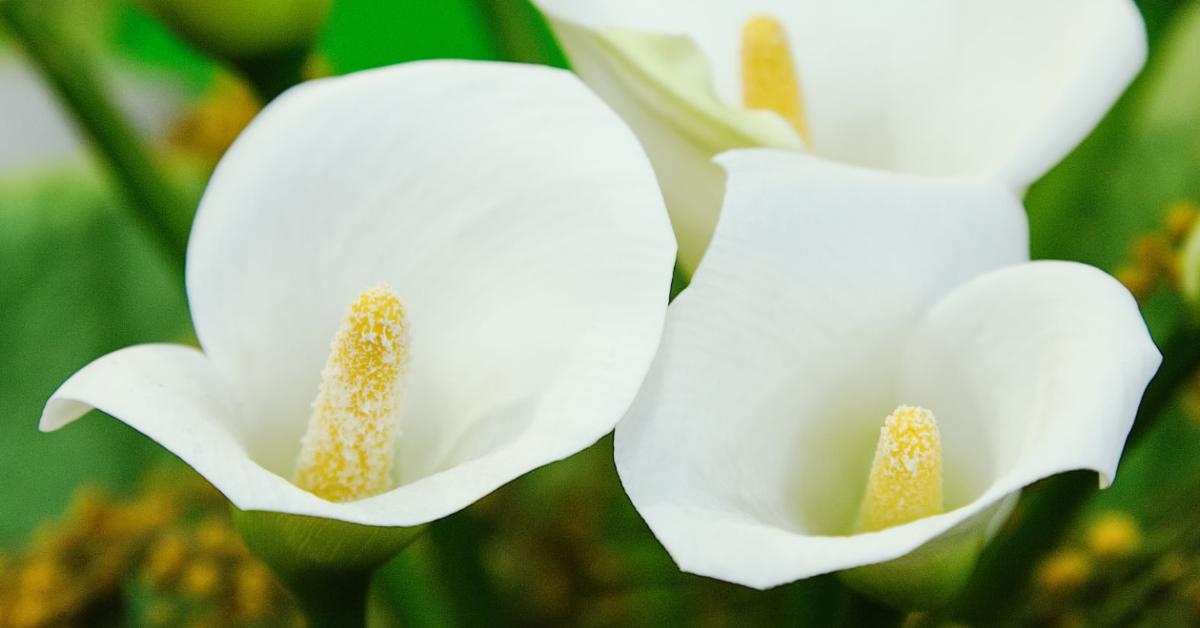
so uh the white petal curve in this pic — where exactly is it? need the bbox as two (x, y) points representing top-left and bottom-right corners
(544, 21), (801, 273)
(615, 152), (1028, 587)
(537, 0), (1146, 186)
(183, 61), (675, 524)
(988, 1), (1146, 188)
(40, 344), (310, 513)
(898, 261), (1160, 494)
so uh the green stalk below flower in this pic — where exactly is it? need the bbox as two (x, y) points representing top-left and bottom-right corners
(232, 508), (424, 628)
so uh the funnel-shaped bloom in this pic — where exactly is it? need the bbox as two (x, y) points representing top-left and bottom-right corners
(532, 0), (1147, 272)
(42, 61), (675, 527)
(616, 151), (1159, 604)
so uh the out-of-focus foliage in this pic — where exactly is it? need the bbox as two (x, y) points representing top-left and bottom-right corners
(1029, 1), (1200, 274)
(0, 172), (190, 544)
(0, 468), (303, 627)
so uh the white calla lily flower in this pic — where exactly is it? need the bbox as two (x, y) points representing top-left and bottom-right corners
(616, 151), (1159, 604)
(41, 61), (675, 528)
(531, 0), (1148, 272)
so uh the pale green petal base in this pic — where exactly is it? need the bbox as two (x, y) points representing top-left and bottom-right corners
(233, 508), (425, 575)
(232, 508), (424, 626)
(837, 493), (1020, 610)
(569, 24), (802, 153)
(838, 528), (984, 610)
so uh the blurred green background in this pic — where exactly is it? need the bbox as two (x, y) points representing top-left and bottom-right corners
(1, 0), (1200, 626)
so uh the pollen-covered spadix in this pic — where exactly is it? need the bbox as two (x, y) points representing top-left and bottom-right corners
(294, 284), (410, 502)
(740, 14), (809, 141)
(858, 406), (944, 532)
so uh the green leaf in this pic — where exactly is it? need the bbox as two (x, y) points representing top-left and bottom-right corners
(0, 169), (190, 545)
(318, 0), (499, 74)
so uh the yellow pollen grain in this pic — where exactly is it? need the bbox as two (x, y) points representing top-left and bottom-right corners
(293, 284), (409, 502)
(858, 406), (944, 532)
(740, 14), (809, 141)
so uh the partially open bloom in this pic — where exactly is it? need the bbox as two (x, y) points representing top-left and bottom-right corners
(42, 61), (675, 529)
(616, 151), (1159, 605)
(532, 0), (1147, 272)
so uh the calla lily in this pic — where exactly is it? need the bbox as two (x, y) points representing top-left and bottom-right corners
(616, 151), (1160, 606)
(41, 61), (675, 531)
(532, 0), (1148, 272)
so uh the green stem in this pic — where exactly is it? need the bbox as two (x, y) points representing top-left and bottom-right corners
(232, 509), (425, 628)
(785, 574), (850, 626)
(287, 570), (372, 628)
(835, 590), (906, 628)
(374, 541), (462, 628)
(475, 0), (568, 67)
(427, 509), (510, 628)
(949, 319), (1200, 623)
(0, 0), (191, 275)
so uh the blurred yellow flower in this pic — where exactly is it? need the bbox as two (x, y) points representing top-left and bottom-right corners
(1085, 511), (1142, 560)
(1036, 550), (1093, 594)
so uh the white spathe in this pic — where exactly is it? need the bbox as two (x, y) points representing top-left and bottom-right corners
(42, 60), (676, 526)
(615, 150), (1160, 590)
(532, 0), (1147, 271)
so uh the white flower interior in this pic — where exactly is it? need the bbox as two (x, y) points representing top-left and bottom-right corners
(730, 367), (991, 537)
